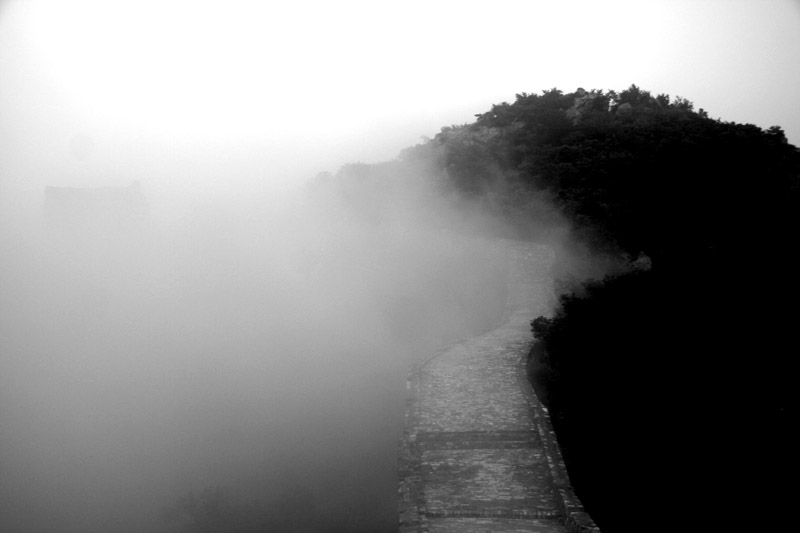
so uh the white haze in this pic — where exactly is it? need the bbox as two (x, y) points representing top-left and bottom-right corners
(3, 1), (797, 531)
(0, 155), (564, 532)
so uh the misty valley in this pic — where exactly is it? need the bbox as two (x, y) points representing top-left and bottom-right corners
(1, 85), (797, 532)
(1, 169), (538, 532)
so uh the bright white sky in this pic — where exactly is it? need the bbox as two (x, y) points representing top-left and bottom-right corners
(1, 0), (799, 202)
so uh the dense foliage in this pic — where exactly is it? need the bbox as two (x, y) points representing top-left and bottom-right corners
(411, 86), (797, 531)
(328, 86), (797, 531)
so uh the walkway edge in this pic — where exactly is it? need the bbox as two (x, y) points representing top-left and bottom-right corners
(398, 242), (600, 532)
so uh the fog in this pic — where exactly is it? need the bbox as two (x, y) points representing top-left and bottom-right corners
(0, 142), (567, 532)
(0, 3), (652, 530)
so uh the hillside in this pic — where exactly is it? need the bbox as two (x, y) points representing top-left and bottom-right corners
(324, 86), (798, 532)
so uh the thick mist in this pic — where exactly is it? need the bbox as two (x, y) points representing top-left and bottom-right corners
(0, 158), (557, 532)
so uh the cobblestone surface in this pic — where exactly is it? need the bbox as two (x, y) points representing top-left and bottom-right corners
(427, 517), (566, 533)
(398, 242), (600, 533)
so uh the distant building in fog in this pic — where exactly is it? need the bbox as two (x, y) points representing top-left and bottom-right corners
(44, 181), (148, 237)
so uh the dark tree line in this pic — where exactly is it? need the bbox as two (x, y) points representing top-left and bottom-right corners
(324, 86), (797, 531)
(446, 86), (797, 532)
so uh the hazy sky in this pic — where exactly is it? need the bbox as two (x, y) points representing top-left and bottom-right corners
(1, 2), (798, 531)
(1, 0), (799, 198)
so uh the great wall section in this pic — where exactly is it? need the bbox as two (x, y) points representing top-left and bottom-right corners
(397, 242), (600, 533)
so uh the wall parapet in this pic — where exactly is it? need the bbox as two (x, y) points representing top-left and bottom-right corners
(397, 241), (599, 532)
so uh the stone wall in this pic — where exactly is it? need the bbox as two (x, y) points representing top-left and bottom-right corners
(398, 242), (599, 533)
(44, 182), (148, 236)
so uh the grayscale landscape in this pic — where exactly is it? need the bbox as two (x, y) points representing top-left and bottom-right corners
(1, 1), (797, 532)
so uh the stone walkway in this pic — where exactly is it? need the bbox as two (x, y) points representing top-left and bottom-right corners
(398, 243), (599, 533)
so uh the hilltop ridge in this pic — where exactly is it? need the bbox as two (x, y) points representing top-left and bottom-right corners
(325, 86), (797, 532)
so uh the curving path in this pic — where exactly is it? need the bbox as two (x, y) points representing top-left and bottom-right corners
(398, 242), (599, 533)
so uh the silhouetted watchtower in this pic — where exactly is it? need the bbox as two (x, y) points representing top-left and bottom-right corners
(44, 181), (148, 238)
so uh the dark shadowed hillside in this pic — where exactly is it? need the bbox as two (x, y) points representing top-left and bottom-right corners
(359, 86), (797, 532)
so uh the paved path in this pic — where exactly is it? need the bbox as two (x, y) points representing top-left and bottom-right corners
(398, 243), (599, 533)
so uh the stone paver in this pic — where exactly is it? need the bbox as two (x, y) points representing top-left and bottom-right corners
(427, 517), (567, 533)
(398, 242), (599, 533)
